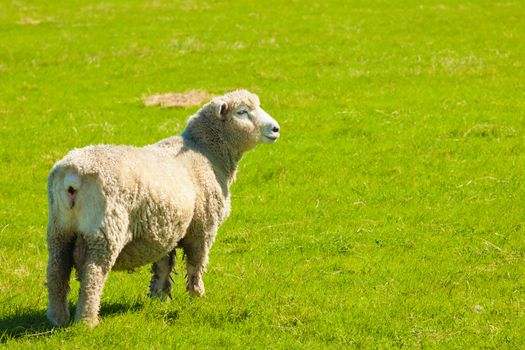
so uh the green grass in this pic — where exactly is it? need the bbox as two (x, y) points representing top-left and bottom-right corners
(1, 0), (525, 348)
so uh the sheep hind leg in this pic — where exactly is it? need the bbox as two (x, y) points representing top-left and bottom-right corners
(74, 230), (122, 328)
(46, 225), (75, 327)
(149, 250), (176, 300)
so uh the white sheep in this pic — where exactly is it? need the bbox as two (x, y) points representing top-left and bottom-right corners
(46, 90), (280, 327)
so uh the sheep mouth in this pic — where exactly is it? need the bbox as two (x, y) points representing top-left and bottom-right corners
(262, 134), (279, 143)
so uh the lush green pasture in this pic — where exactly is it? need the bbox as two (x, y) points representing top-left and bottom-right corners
(1, 0), (524, 348)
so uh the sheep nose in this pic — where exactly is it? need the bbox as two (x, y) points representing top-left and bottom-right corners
(272, 125), (280, 133)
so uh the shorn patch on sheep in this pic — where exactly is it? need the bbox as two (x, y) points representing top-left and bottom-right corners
(45, 90), (280, 327)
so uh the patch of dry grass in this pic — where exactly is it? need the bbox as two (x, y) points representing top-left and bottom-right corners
(144, 90), (212, 108)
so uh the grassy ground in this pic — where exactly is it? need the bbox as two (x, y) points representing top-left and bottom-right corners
(1, 0), (524, 348)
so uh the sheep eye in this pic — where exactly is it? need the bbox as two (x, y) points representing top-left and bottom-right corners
(236, 110), (248, 117)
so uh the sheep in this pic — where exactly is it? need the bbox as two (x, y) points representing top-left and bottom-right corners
(46, 89), (280, 327)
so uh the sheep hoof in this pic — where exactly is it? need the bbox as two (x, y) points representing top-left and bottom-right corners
(78, 317), (99, 329)
(46, 308), (70, 327)
(187, 274), (205, 297)
(149, 290), (172, 301)
(188, 289), (205, 297)
(187, 285), (205, 297)
(149, 278), (173, 300)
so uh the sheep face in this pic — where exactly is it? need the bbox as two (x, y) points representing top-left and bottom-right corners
(212, 90), (280, 151)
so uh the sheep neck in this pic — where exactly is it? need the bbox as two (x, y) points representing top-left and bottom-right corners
(182, 121), (242, 188)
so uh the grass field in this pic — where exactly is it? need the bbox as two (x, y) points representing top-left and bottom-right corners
(1, 0), (525, 348)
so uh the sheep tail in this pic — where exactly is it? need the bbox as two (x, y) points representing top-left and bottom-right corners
(64, 171), (81, 208)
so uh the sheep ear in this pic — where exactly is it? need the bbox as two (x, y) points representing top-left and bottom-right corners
(213, 100), (229, 120)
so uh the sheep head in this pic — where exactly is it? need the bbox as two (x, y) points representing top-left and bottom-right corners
(209, 90), (280, 151)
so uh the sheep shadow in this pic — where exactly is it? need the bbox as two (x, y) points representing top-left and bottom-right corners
(0, 308), (52, 342)
(0, 301), (144, 342)
(99, 300), (145, 318)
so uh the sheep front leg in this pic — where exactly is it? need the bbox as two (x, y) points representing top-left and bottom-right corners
(182, 239), (211, 297)
(149, 250), (176, 300)
(46, 228), (74, 327)
(75, 234), (121, 327)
